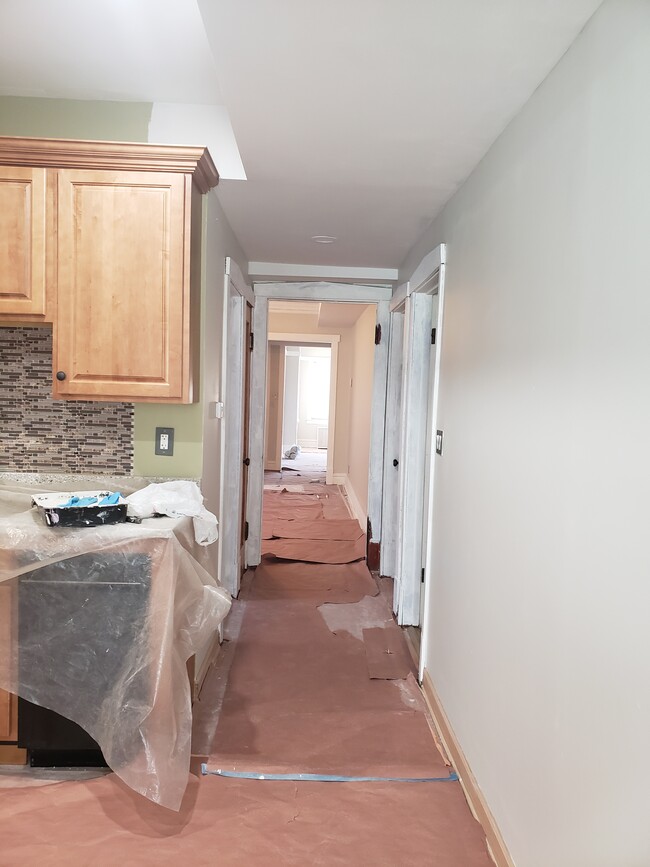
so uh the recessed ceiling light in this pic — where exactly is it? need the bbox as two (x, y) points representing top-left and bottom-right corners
(311, 235), (337, 244)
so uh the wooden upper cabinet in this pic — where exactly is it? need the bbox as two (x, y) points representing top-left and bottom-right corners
(54, 169), (191, 402)
(0, 137), (219, 403)
(0, 166), (48, 321)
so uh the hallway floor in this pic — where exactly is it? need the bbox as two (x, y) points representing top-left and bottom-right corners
(0, 483), (493, 866)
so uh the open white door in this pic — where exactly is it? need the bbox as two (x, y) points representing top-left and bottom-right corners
(218, 257), (254, 597)
(390, 245), (446, 631)
(395, 291), (433, 624)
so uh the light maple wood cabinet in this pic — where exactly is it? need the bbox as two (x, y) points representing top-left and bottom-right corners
(0, 576), (24, 764)
(0, 688), (18, 742)
(0, 137), (219, 403)
(0, 166), (49, 321)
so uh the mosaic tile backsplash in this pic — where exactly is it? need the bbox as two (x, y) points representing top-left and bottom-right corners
(0, 327), (134, 474)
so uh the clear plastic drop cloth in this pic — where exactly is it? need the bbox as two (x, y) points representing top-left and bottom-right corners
(0, 483), (231, 811)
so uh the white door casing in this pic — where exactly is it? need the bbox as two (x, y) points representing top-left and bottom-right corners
(380, 306), (405, 582)
(388, 245), (447, 638)
(245, 295), (269, 567)
(367, 299), (391, 546)
(419, 257), (447, 683)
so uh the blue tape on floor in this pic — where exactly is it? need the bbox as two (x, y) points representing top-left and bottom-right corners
(201, 764), (458, 783)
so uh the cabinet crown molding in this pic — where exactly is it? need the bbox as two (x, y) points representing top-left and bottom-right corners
(0, 136), (219, 193)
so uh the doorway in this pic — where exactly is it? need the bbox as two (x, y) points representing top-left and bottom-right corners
(266, 343), (332, 481)
(380, 244), (447, 682)
(246, 286), (392, 568)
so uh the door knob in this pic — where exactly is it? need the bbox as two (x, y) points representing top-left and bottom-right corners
(56, 371), (66, 381)
(243, 457), (251, 466)
(393, 459), (399, 467)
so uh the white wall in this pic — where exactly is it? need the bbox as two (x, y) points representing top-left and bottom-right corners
(296, 347), (330, 448)
(400, 3), (650, 866)
(282, 348), (300, 450)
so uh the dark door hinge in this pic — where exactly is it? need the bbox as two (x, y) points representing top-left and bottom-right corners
(374, 323), (382, 345)
(249, 331), (254, 351)
(431, 327), (436, 345)
(244, 521), (249, 541)
(421, 567), (425, 584)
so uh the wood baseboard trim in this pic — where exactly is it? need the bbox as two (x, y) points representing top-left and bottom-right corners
(0, 744), (27, 765)
(420, 671), (515, 867)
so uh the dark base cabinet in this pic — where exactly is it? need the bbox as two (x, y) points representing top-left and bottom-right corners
(17, 698), (106, 767)
(17, 552), (150, 768)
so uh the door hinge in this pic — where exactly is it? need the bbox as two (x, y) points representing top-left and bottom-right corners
(374, 323), (382, 345)
(244, 521), (249, 541)
(421, 567), (425, 584)
(249, 331), (254, 351)
(431, 327), (436, 345)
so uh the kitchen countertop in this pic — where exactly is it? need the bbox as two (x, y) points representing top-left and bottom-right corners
(0, 473), (200, 492)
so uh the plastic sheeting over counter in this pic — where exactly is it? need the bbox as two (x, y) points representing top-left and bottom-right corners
(0, 482), (231, 811)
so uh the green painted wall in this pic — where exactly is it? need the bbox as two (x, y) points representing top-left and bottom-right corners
(0, 95), (151, 141)
(132, 403), (203, 479)
(0, 95), (206, 479)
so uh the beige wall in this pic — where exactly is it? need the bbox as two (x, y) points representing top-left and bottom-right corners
(400, 2), (650, 866)
(345, 306), (376, 516)
(264, 344), (284, 469)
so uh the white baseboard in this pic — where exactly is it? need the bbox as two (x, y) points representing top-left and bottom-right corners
(421, 671), (515, 867)
(330, 473), (347, 485)
(342, 474), (367, 530)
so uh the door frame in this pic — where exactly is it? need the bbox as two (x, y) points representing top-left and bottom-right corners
(379, 298), (405, 580)
(218, 257), (254, 597)
(246, 282), (392, 568)
(383, 245), (447, 651)
(267, 333), (340, 483)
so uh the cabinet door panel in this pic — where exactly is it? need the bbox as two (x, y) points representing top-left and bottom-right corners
(0, 689), (17, 742)
(54, 170), (190, 401)
(0, 578), (17, 742)
(0, 166), (46, 318)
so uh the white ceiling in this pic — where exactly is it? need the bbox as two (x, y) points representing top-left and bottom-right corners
(0, 0), (602, 271)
